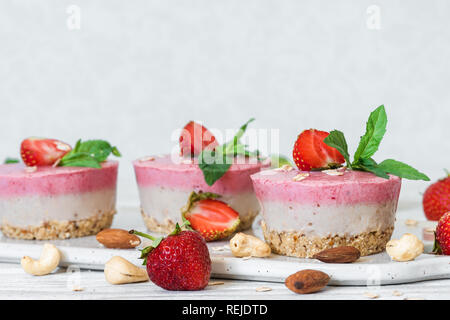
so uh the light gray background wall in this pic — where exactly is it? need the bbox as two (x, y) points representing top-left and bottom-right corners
(0, 1), (449, 211)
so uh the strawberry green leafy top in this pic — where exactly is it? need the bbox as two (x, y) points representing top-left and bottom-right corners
(323, 105), (429, 181)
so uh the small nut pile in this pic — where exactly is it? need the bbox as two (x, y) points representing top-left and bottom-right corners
(386, 233), (424, 262)
(229, 233), (271, 258)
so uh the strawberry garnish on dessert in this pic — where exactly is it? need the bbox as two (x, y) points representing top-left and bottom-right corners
(433, 211), (450, 255)
(181, 191), (240, 241)
(20, 137), (71, 167)
(131, 221), (211, 291)
(179, 121), (218, 157)
(423, 172), (450, 221)
(293, 129), (345, 171)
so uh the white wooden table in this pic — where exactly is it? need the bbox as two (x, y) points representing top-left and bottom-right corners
(1, 200), (449, 300)
(0, 261), (449, 300)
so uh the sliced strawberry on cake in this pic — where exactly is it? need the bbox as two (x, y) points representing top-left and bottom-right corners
(179, 121), (218, 156)
(21, 137), (72, 167)
(293, 129), (345, 171)
(181, 191), (240, 241)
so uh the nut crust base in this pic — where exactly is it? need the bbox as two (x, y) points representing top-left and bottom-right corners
(141, 208), (258, 234)
(261, 221), (394, 258)
(1, 210), (116, 240)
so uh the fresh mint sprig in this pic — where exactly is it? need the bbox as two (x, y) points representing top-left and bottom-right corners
(323, 105), (430, 181)
(199, 118), (259, 186)
(59, 139), (121, 168)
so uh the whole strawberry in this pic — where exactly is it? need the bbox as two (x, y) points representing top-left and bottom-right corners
(434, 211), (450, 255)
(21, 137), (71, 167)
(131, 223), (211, 291)
(423, 172), (450, 221)
(293, 129), (345, 171)
(182, 191), (240, 241)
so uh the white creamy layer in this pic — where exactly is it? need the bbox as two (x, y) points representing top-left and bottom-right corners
(138, 186), (260, 225)
(260, 200), (397, 237)
(0, 189), (116, 227)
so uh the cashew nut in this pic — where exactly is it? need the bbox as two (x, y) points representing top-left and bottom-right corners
(21, 243), (61, 276)
(104, 256), (149, 285)
(386, 233), (424, 262)
(229, 232), (271, 258)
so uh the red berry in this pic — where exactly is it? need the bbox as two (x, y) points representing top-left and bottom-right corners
(423, 175), (450, 221)
(179, 121), (218, 156)
(182, 192), (240, 242)
(292, 129), (345, 171)
(435, 211), (450, 255)
(146, 230), (211, 290)
(20, 138), (71, 167)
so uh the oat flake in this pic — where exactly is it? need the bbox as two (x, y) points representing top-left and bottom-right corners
(323, 169), (344, 176)
(292, 173), (309, 181)
(405, 219), (418, 226)
(364, 292), (379, 299)
(208, 281), (225, 286)
(139, 156), (155, 162)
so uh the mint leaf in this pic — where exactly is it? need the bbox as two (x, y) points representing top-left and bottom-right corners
(112, 146), (121, 157)
(4, 158), (20, 164)
(198, 149), (232, 186)
(59, 139), (121, 168)
(232, 118), (255, 145)
(323, 130), (352, 169)
(73, 140), (119, 162)
(244, 149), (260, 158)
(378, 159), (430, 181)
(224, 118), (255, 155)
(199, 119), (256, 186)
(354, 105), (387, 162)
(59, 153), (102, 168)
(353, 158), (390, 179)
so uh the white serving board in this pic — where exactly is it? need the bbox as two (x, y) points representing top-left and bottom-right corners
(0, 206), (448, 286)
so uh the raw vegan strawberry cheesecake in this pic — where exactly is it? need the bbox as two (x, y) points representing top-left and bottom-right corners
(134, 119), (268, 234)
(251, 105), (429, 258)
(0, 138), (121, 240)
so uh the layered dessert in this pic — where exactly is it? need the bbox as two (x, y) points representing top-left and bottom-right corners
(251, 105), (429, 258)
(0, 137), (121, 239)
(134, 119), (267, 234)
(134, 154), (264, 233)
(251, 168), (401, 257)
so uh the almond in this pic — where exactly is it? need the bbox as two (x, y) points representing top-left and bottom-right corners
(312, 246), (361, 263)
(96, 229), (141, 249)
(285, 269), (330, 294)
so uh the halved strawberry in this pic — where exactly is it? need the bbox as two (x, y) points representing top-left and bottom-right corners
(179, 121), (218, 156)
(293, 129), (345, 171)
(181, 191), (240, 241)
(20, 137), (71, 167)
